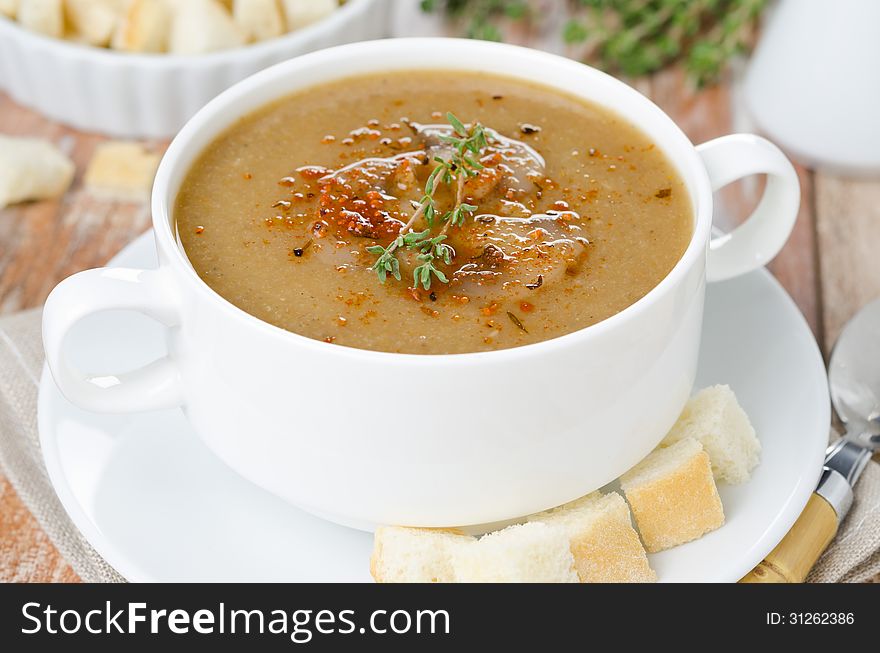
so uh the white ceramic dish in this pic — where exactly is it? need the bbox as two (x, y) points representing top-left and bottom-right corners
(744, 0), (880, 175)
(0, 0), (389, 138)
(38, 232), (828, 582)
(41, 39), (800, 530)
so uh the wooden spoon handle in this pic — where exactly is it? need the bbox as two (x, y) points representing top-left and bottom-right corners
(740, 493), (838, 583)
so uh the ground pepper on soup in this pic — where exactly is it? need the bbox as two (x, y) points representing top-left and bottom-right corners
(176, 71), (693, 354)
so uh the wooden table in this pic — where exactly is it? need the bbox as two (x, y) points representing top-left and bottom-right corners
(2, 40), (879, 582)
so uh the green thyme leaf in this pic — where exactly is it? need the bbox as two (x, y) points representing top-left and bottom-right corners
(447, 112), (468, 137)
(403, 228), (432, 246)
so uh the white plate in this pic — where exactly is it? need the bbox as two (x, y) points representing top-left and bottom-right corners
(38, 232), (829, 582)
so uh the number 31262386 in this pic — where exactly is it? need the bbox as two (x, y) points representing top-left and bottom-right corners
(767, 613), (855, 625)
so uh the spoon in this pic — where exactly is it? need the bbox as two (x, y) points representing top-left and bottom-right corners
(829, 298), (880, 450)
(741, 297), (879, 583)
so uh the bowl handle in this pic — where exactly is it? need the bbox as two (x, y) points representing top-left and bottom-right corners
(697, 134), (800, 282)
(42, 267), (183, 412)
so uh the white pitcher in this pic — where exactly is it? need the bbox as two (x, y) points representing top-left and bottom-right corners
(744, 0), (880, 175)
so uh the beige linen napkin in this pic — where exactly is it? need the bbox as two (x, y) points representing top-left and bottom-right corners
(0, 308), (124, 582)
(0, 307), (878, 583)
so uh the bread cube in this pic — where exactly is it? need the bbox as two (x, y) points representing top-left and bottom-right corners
(370, 526), (472, 583)
(17, 0), (63, 37)
(453, 522), (579, 583)
(169, 0), (246, 54)
(233, 0), (284, 42)
(0, 135), (74, 208)
(112, 0), (172, 52)
(371, 491), (656, 583)
(84, 141), (161, 202)
(663, 384), (760, 484)
(65, 0), (124, 47)
(528, 492), (656, 582)
(0, 0), (18, 19)
(621, 438), (724, 553)
(452, 491), (655, 583)
(281, 0), (336, 31)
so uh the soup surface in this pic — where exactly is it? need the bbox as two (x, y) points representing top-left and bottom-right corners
(176, 71), (693, 354)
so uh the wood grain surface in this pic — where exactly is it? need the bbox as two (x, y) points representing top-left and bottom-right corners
(2, 21), (879, 583)
(0, 94), (159, 583)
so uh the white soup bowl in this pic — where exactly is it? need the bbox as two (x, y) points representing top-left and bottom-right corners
(43, 39), (800, 529)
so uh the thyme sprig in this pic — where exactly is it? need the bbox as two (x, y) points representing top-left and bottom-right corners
(369, 112), (487, 290)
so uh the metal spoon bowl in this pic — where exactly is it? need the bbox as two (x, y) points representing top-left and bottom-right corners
(828, 297), (880, 449)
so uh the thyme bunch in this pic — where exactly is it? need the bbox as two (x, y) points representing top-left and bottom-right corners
(422, 0), (766, 87)
(368, 112), (486, 290)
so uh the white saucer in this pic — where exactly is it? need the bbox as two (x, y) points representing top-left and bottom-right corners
(38, 232), (829, 582)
